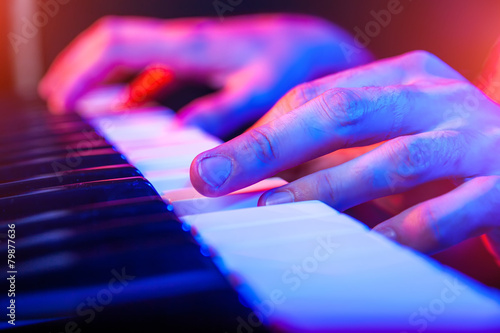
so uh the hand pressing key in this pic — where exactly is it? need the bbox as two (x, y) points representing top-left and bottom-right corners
(39, 14), (371, 138)
(190, 50), (500, 262)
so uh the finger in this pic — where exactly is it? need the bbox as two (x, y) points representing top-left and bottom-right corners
(176, 64), (281, 138)
(371, 175), (500, 254)
(257, 130), (473, 209)
(46, 58), (123, 113)
(190, 84), (457, 197)
(251, 50), (466, 129)
(41, 17), (223, 112)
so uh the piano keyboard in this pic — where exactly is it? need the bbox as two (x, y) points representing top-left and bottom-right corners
(1, 99), (500, 332)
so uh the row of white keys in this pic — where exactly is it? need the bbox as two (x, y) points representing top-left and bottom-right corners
(86, 107), (223, 193)
(84, 106), (287, 206)
(182, 201), (500, 332)
(78, 100), (500, 332)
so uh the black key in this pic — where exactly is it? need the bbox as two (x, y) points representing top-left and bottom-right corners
(15, 212), (191, 262)
(0, 119), (87, 135)
(0, 148), (128, 183)
(0, 138), (111, 165)
(0, 110), (80, 131)
(15, 216), (213, 291)
(0, 122), (95, 144)
(1, 196), (168, 236)
(0, 177), (157, 219)
(0, 129), (105, 156)
(0, 165), (140, 197)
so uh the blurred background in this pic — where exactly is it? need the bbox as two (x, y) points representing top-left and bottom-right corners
(1, 0), (500, 286)
(1, 0), (500, 100)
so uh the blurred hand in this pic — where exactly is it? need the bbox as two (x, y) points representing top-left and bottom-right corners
(39, 14), (372, 137)
(190, 50), (500, 262)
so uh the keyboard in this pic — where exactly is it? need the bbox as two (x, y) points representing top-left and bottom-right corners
(1, 95), (500, 332)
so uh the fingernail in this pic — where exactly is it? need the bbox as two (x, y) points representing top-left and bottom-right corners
(373, 226), (398, 241)
(264, 190), (295, 206)
(198, 155), (232, 189)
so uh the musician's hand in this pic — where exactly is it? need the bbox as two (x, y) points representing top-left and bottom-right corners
(190, 50), (500, 262)
(38, 14), (371, 138)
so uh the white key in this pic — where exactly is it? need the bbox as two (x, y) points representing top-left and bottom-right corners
(164, 178), (288, 202)
(133, 152), (200, 173)
(181, 201), (365, 235)
(145, 168), (192, 193)
(182, 201), (500, 332)
(101, 121), (171, 143)
(165, 178), (288, 216)
(114, 128), (216, 152)
(91, 109), (174, 132)
(75, 85), (126, 117)
(171, 192), (266, 217)
(126, 140), (219, 162)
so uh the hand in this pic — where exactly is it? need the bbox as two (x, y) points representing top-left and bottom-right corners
(39, 14), (372, 137)
(189, 50), (500, 262)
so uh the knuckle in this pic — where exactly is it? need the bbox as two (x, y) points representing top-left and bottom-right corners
(316, 88), (367, 129)
(247, 126), (278, 163)
(388, 131), (465, 182)
(417, 203), (447, 246)
(388, 136), (434, 181)
(91, 16), (124, 47)
(288, 82), (319, 108)
(317, 171), (340, 207)
(404, 50), (442, 67)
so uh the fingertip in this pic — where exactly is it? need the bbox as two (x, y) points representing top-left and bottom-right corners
(189, 155), (209, 196)
(258, 189), (295, 206)
(372, 224), (399, 242)
(189, 153), (233, 197)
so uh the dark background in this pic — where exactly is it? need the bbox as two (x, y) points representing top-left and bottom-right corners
(1, 0), (500, 95)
